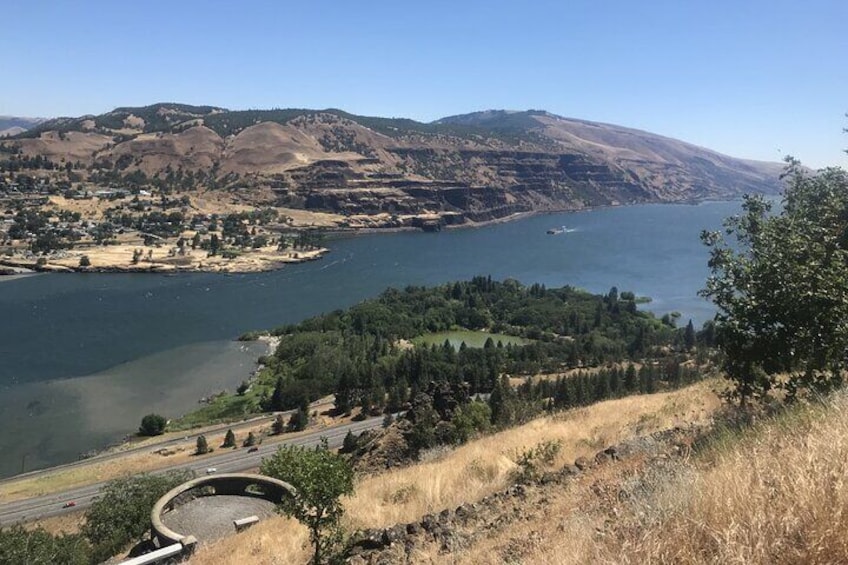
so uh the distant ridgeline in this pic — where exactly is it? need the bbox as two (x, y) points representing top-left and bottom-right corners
(234, 277), (706, 422)
(2, 103), (782, 225)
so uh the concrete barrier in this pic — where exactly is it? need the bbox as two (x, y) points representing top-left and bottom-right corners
(150, 473), (295, 549)
(118, 543), (182, 565)
(233, 515), (260, 532)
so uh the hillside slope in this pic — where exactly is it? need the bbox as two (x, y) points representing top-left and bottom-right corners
(190, 383), (848, 564)
(0, 116), (45, 138)
(4, 104), (781, 224)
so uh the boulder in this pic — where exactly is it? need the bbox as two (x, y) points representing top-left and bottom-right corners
(574, 456), (593, 470)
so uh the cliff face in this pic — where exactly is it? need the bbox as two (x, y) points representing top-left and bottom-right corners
(6, 105), (783, 224)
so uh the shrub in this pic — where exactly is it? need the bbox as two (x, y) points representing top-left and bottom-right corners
(138, 413), (166, 436)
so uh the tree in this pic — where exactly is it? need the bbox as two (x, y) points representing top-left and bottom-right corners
(288, 398), (310, 432)
(138, 413), (166, 436)
(683, 319), (696, 351)
(209, 233), (220, 256)
(341, 430), (358, 453)
(260, 440), (354, 564)
(78, 255), (91, 267)
(382, 412), (394, 428)
(222, 429), (236, 448)
(624, 363), (638, 393)
(82, 471), (193, 562)
(196, 435), (209, 455)
(0, 525), (91, 565)
(272, 414), (286, 435)
(243, 431), (258, 447)
(701, 162), (848, 404)
(404, 392), (439, 454)
(488, 375), (517, 427)
(268, 376), (285, 412)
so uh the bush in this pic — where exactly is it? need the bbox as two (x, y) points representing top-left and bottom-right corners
(138, 413), (166, 436)
(0, 525), (91, 565)
(452, 401), (492, 443)
(83, 471), (193, 562)
(512, 439), (562, 484)
(196, 435), (210, 455)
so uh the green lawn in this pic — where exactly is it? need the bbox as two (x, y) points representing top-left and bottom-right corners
(414, 330), (531, 349)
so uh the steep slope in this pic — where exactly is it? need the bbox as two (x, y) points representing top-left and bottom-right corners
(3, 104), (783, 226)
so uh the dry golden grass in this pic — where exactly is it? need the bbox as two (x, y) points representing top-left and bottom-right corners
(599, 393), (848, 564)
(190, 381), (720, 564)
(345, 380), (717, 531)
(190, 517), (311, 565)
(452, 390), (848, 565)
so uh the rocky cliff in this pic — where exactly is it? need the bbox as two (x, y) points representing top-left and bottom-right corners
(5, 105), (783, 225)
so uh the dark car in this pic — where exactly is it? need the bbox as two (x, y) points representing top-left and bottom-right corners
(62, 501), (76, 508)
(248, 446), (259, 453)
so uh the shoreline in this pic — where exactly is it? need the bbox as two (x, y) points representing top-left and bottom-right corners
(31, 335), (282, 470)
(0, 246), (329, 276)
(1, 198), (746, 277)
(0, 272), (40, 283)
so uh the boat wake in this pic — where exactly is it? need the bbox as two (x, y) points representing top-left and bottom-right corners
(546, 226), (577, 235)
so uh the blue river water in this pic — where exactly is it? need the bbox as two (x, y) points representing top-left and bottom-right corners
(0, 201), (740, 476)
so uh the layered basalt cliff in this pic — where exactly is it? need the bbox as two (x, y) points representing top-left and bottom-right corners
(5, 105), (783, 224)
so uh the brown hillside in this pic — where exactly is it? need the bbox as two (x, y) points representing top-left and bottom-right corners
(17, 131), (113, 164)
(4, 105), (783, 224)
(106, 126), (224, 175)
(221, 122), (331, 174)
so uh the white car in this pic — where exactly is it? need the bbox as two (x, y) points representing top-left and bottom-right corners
(205, 467), (217, 474)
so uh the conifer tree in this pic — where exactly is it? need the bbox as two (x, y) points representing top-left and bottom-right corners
(195, 435), (209, 455)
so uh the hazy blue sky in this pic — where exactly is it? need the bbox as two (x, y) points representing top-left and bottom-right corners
(2, 0), (846, 168)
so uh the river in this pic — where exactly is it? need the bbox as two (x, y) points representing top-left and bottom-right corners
(0, 201), (740, 477)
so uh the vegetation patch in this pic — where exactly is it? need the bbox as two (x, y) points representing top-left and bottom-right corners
(413, 330), (530, 349)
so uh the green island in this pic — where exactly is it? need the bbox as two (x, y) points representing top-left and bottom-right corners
(174, 276), (704, 429)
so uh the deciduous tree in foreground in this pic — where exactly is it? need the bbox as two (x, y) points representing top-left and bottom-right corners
(701, 160), (848, 404)
(260, 440), (354, 564)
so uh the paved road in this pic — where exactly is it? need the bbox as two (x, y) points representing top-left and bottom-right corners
(0, 416), (384, 525)
(0, 399), (338, 486)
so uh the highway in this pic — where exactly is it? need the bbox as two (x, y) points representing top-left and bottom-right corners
(0, 415), (385, 525)
(0, 400), (337, 485)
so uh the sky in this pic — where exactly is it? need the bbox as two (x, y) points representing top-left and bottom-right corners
(1, 0), (846, 168)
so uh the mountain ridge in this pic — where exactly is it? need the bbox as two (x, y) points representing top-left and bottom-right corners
(0, 116), (46, 138)
(3, 103), (783, 226)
